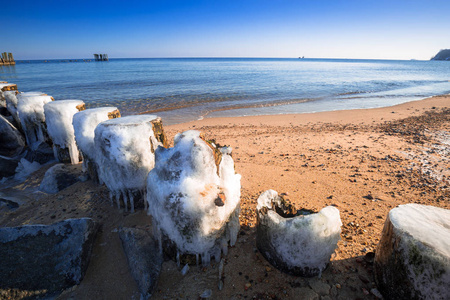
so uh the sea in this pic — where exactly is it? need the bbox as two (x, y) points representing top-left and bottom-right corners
(1, 58), (449, 125)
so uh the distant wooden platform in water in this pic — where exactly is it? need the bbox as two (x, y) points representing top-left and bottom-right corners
(94, 54), (108, 61)
(0, 52), (15, 65)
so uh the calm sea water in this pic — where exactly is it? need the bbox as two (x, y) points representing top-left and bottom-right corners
(1, 58), (449, 125)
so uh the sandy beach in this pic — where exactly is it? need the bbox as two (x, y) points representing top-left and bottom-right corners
(1, 95), (449, 299)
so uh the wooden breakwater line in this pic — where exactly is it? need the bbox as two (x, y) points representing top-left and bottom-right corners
(94, 53), (108, 61)
(0, 52), (15, 65)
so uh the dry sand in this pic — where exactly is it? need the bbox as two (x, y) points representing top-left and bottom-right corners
(1, 95), (449, 299)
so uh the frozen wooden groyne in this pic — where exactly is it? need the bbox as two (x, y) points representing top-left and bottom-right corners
(0, 52), (15, 65)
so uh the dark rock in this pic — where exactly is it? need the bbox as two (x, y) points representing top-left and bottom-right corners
(0, 218), (98, 296)
(0, 114), (25, 157)
(119, 226), (163, 300)
(0, 155), (20, 178)
(374, 204), (450, 300)
(39, 163), (84, 194)
(24, 141), (55, 164)
(431, 49), (450, 61)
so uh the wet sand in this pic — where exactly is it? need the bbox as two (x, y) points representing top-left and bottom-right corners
(1, 95), (449, 299)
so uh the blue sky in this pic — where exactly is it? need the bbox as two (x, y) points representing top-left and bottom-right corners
(2, 0), (449, 60)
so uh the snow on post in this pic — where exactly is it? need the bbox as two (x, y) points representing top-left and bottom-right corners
(256, 190), (342, 277)
(94, 114), (168, 212)
(0, 83), (18, 109)
(44, 100), (86, 164)
(146, 130), (241, 266)
(374, 204), (450, 299)
(16, 92), (53, 149)
(3, 90), (21, 128)
(73, 107), (120, 182)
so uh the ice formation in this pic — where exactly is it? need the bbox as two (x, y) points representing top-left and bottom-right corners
(374, 204), (450, 299)
(3, 91), (21, 127)
(146, 130), (241, 266)
(256, 190), (342, 277)
(44, 100), (85, 164)
(0, 83), (17, 108)
(16, 92), (53, 148)
(94, 115), (166, 212)
(73, 107), (120, 178)
(14, 158), (41, 181)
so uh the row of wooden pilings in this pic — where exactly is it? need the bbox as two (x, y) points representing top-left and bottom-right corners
(0, 52), (15, 65)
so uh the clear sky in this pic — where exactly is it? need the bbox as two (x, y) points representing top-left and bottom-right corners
(2, 0), (449, 60)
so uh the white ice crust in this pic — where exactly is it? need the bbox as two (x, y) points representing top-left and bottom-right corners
(3, 91), (20, 125)
(147, 130), (241, 266)
(16, 92), (53, 148)
(390, 203), (450, 259)
(73, 107), (118, 170)
(39, 163), (65, 194)
(14, 158), (42, 181)
(257, 190), (342, 274)
(94, 114), (161, 211)
(44, 100), (84, 164)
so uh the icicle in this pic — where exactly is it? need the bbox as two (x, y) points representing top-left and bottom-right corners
(176, 251), (181, 268)
(115, 192), (120, 209)
(143, 190), (148, 210)
(181, 264), (189, 276)
(123, 190), (128, 212)
(218, 258), (224, 291)
(202, 251), (210, 267)
(129, 190), (135, 213)
(109, 191), (114, 206)
(214, 247), (221, 263)
(68, 143), (80, 164)
(221, 239), (228, 256)
(196, 253), (199, 266)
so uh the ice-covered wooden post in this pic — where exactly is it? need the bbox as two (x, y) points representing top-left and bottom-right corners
(0, 83), (18, 112)
(73, 107), (120, 182)
(44, 100), (86, 164)
(94, 115), (168, 212)
(146, 130), (241, 266)
(16, 92), (54, 148)
(374, 204), (450, 299)
(256, 190), (342, 277)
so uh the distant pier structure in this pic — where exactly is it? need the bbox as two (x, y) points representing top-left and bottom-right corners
(94, 54), (108, 61)
(0, 52), (15, 65)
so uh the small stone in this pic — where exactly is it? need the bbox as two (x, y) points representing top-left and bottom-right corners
(308, 280), (330, 296)
(200, 289), (212, 298)
(296, 287), (319, 300)
(181, 263), (189, 276)
(265, 266), (272, 272)
(335, 283), (341, 289)
(370, 288), (383, 299)
(359, 275), (369, 284)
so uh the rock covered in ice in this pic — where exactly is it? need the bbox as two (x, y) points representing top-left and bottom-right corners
(14, 158), (42, 181)
(0, 218), (98, 295)
(0, 83), (17, 106)
(73, 107), (120, 181)
(374, 204), (450, 300)
(16, 92), (53, 148)
(147, 130), (241, 266)
(0, 114), (25, 157)
(44, 100), (85, 164)
(3, 91), (21, 128)
(39, 163), (84, 194)
(94, 115), (167, 212)
(256, 190), (342, 277)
